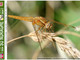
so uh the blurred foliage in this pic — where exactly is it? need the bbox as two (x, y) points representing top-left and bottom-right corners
(7, 1), (80, 59)
(54, 1), (80, 50)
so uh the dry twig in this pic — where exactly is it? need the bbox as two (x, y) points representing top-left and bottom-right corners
(29, 32), (80, 58)
(7, 31), (80, 58)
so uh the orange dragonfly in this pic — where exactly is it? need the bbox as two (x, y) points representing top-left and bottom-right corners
(8, 15), (76, 52)
(8, 15), (74, 31)
(8, 15), (54, 52)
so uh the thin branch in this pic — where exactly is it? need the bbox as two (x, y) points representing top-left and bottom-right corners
(55, 30), (80, 37)
(69, 18), (80, 25)
(32, 40), (50, 59)
(56, 18), (80, 34)
(7, 34), (29, 44)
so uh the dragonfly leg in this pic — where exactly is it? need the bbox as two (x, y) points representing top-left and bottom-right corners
(32, 21), (43, 53)
(36, 26), (42, 32)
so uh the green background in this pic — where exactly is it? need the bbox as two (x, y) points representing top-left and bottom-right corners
(7, 1), (80, 59)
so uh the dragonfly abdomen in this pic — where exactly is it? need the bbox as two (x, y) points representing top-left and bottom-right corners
(8, 15), (33, 22)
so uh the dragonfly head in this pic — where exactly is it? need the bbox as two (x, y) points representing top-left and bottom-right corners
(45, 21), (52, 29)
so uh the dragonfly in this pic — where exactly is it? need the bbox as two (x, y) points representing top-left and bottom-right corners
(8, 15), (76, 53)
(8, 15), (54, 52)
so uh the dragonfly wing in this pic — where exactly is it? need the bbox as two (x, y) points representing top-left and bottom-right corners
(51, 20), (76, 31)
